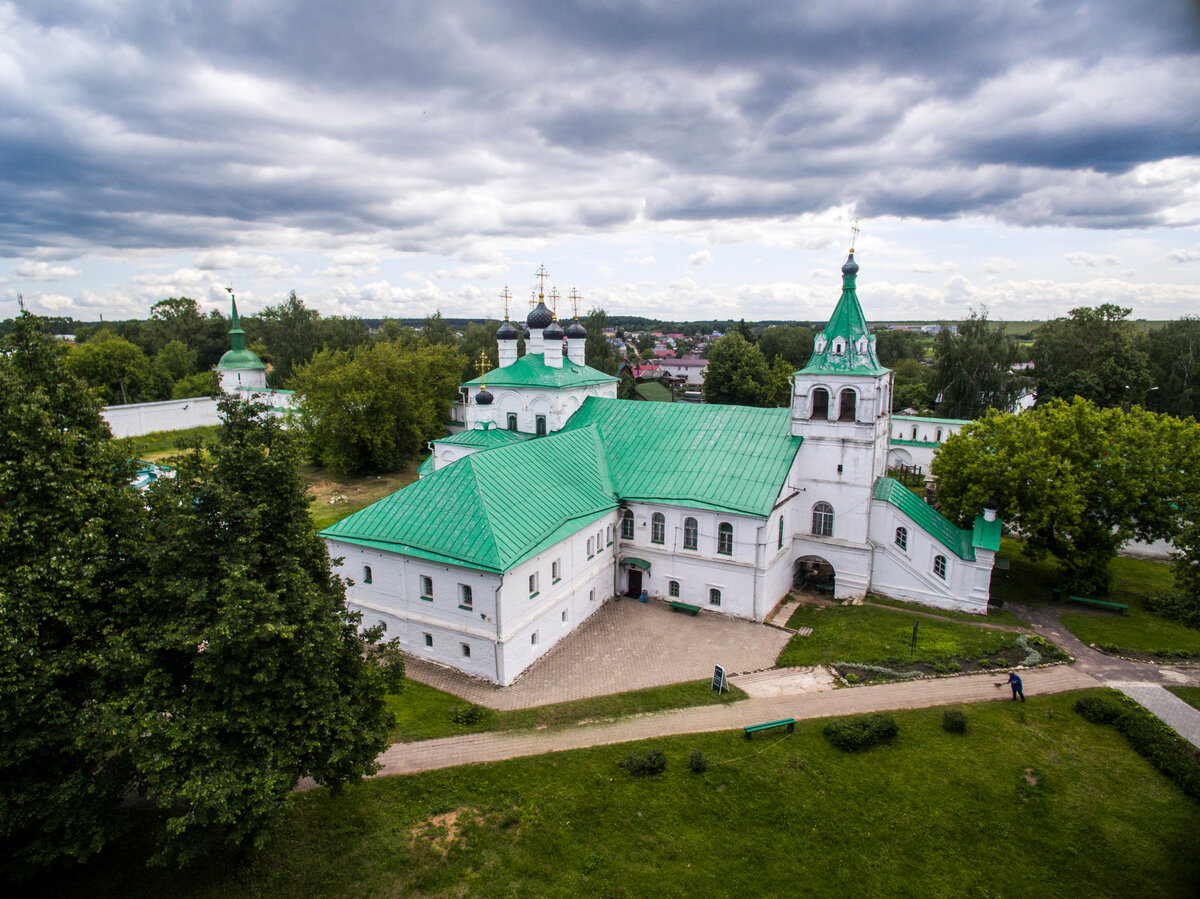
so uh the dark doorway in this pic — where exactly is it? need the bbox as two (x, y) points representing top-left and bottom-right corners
(626, 569), (642, 597)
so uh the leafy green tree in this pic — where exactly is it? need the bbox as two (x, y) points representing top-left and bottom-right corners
(873, 329), (925, 367)
(763, 355), (794, 407)
(458, 321), (500, 382)
(703, 333), (772, 406)
(147, 297), (207, 353)
(733, 319), (754, 342)
(294, 340), (464, 475)
(1144, 316), (1200, 420)
(67, 329), (153, 404)
(171, 369), (220, 399)
(1032, 304), (1152, 408)
(154, 339), (197, 382)
(420, 311), (457, 347)
(757, 325), (814, 369)
(933, 398), (1200, 594)
(584, 309), (618, 375)
(0, 313), (147, 875)
(253, 291), (321, 387)
(931, 309), (1023, 419)
(125, 397), (402, 863)
(891, 358), (934, 412)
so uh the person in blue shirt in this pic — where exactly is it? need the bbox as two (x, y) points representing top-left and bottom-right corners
(998, 670), (1025, 701)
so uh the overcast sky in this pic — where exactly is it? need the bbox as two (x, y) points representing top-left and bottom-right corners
(3, 0), (1200, 324)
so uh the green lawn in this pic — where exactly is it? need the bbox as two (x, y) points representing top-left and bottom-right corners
(114, 424), (221, 460)
(867, 594), (1026, 628)
(992, 538), (1200, 657)
(387, 678), (747, 743)
(778, 603), (1035, 675)
(302, 460), (423, 532)
(46, 691), (1200, 898)
(1165, 686), (1200, 712)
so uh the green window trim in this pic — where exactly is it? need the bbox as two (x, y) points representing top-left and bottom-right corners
(458, 604), (474, 611)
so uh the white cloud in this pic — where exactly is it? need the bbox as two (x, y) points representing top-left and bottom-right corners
(11, 261), (82, 281)
(910, 261), (959, 274)
(1168, 246), (1200, 263)
(688, 249), (712, 267)
(980, 256), (1017, 273)
(1065, 252), (1123, 267)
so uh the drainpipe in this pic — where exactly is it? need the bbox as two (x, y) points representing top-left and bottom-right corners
(493, 575), (503, 685)
(753, 520), (766, 621)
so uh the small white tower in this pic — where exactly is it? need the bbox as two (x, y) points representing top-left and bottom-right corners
(214, 292), (268, 393)
(496, 286), (519, 368)
(566, 288), (587, 365)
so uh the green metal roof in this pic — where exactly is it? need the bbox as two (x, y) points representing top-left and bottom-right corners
(463, 352), (618, 390)
(416, 454), (434, 478)
(889, 438), (940, 448)
(561, 397), (802, 517)
(215, 348), (267, 371)
(433, 425), (533, 449)
(797, 252), (889, 378)
(971, 515), (1003, 553)
(322, 426), (619, 573)
(872, 477), (976, 561)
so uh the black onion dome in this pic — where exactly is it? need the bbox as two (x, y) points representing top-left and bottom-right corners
(841, 251), (859, 277)
(523, 328), (531, 339)
(528, 301), (554, 329)
(543, 319), (565, 341)
(496, 319), (519, 341)
(475, 388), (494, 405)
(566, 320), (587, 339)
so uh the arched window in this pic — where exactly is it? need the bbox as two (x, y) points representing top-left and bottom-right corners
(778, 516), (785, 549)
(717, 522), (733, 555)
(621, 509), (634, 539)
(912, 426), (918, 440)
(811, 388), (829, 419)
(935, 428), (942, 442)
(507, 413), (518, 431)
(669, 580), (680, 597)
(709, 588), (722, 606)
(651, 513), (665, 544)
(812, 502), (834, 537)
(933, 555), (947, 579)
(895, 527), (907, 551)
(535, 415), (547, 437)
(839, 388), (857, 422)
(683, 517), (698, 550)
(363, 565), (372, 584)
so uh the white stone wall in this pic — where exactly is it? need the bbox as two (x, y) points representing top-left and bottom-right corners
(461, 382), (618, 435)
(103, 397), (223, 437)
(218, 367), (268, 393)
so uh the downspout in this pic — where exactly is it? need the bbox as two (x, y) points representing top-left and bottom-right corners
(493, 575), (503, 685)
(754, 520), (766, 621)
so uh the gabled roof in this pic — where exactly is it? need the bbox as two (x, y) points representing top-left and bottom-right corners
(562, 397), (802, 517)
(463, 352), (618, 389)
(433, 424), (533, 449)
(322, 426), (618, 572)
(797, 252), (889, 378)
(872, 477), (981, 561)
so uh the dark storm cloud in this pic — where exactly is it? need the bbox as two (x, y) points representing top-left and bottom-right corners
(3, 0), (1200, 259)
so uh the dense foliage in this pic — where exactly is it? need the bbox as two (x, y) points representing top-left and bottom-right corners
(930, 308), (1024, 419)
(1031, 304), (1152, 409)
(932, 398), (1200, 593)
(823, 714), (899, 751)
(702, 332), (788, 406)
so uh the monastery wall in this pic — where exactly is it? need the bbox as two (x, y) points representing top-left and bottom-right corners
(103, 397), (223, 437)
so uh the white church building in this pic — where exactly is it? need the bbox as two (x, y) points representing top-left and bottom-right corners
(322, 253), (1001, 686)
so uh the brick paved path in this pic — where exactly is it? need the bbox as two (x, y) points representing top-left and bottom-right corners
(1109, 683), (1200, 749)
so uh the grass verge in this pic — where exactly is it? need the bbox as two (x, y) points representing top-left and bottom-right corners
(1165, 686), (1200, 712)
(866, 594), (1026, 628)
(113, 425), (220, 460)
(46, 691), (1200, 898)
(387, 678), (747, 743)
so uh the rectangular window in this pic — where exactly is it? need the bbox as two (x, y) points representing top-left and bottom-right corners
(709, 588), (722, 606)
(552, 559), (561, 582)
(420, 575), (433, 600)
(531, 631), (539, 645)
(778, 516), (784, 550)
(651, 513), (665, 544)
(606, 525), (613, 545)
(589, 588), (596, 602)
(507, 413), (518, 431)
(461, 643), (471, 658)
(717, 523), (733, 555)
(895, 527), (907, 551)
(621, 510), (634, 540)
(586, 537), (594, 558)
(561, 609), (568, 623)
(529, 573), (539, 597)
(363, 565), (373, 584)
(459, 584), (473, 610)
(669, 580), (680, 597)
(535, 415), (547, 437)
(424, 632), (433, 648)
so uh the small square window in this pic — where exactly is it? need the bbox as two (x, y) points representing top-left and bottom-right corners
(461, 643), (471, 658)
(669, 580), (680, 598)
(424, 633), (433, 648)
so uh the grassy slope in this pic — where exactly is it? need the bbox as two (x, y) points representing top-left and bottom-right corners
(992, 538), (1200, 655)
(387, 679), (747, 743)
(867, 595), (1026, 628)
(302, 460), (424, 532)
(778, 603), (1019, 668)
(1166, 686), (1200, 712)
(54, 691), (1200, 898)
(113, 425), (221, 460)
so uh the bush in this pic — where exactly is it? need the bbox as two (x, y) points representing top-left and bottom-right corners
(1144, 591), (1200, 630)
(977, 658), (993, 669)
(1074, 695), (1123, 724)
(449, 704), (486, 726)
(942, 709), (968, 734)
(948, 661), (962, 673)
(823, 714), (899, 752)
(619, 750), (667, 777)
(688, 750), (708, 774)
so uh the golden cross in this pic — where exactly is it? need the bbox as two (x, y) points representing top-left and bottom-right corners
(850, 217), (860, 252)
(530, 289), (537, 311)
(569, 287), (582, 319)
(478, 349), (490, 383)
(499, 285), (512, 320)
(535, 264), (549, 299)
(549, 287), (560, 318)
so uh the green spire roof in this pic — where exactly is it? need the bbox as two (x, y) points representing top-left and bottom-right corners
(215, 295), (266, 371)
(797, 251), (888, 377)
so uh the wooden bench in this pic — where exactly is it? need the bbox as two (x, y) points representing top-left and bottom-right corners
(815, 582), (835, 596)
(669, 600), (701, 616)
(744, 718), (796, 739)
(1052, 588), (1128, 613)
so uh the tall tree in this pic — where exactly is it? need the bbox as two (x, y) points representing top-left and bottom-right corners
(253, 291), (321, 387)
(703, 332), (772, 406)
(583, 309), (618, 374)
(458, 321), (500, 382)
(66, 329), (153, 404)
(0, 313), (147, 875)
(873, 329), (925, 367)
(932, 398), (1199, 594)
(930, 308), (1023, 419)
(126, 397), (402, 863)
(1144, 316), (1200, 420)
(757, 324), (814, 369)
(1031, 304), (1152, 409)
(294, 339), (464, 475)
(419, 310), (457, 347)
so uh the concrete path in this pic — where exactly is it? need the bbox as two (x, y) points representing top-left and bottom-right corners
(1110, 683), (1200, 750)
(374, 667), (1096, 777)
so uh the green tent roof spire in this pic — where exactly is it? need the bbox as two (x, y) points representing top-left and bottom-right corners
(796, 250), (888, 377)
(215, 291), (267, 372)
(228, 292), (247, 351)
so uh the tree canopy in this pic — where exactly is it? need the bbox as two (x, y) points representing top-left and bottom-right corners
(1031, 304), (1152, 409)
(931, 308), (1024, 419)
(932, 397), (1200, 594)
(702, 332), (782, 407)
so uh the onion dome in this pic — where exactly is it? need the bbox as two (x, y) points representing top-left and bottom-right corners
(523, 327), (531, 339)
(528, 301), (554, 329)
(566, 319), (587, 339)
(543, 319), (564, 342)
(496, 319), (519, 341)
(841, 250), (859, 278)
(475, 388), (494, 405)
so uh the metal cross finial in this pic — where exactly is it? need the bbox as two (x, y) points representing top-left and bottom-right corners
(535, 264), (549, 299)
(549, 287), (560, 318)
(850, 217), (860, 252)
(569, 287), (582, 319)
(478, 349), (491, 384)
(499, 285), (512, 320)
(530, 289), (537, 311)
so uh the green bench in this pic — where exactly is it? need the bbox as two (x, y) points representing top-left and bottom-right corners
(669, 600), (701, 616)
(815, 582), (835, 596)
(1052, 588), (1128, 614)
(744, 718), (796, 739)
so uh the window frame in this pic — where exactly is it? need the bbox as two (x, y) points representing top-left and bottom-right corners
(895, 526), (907, 552)
(651, 512), (665, 545)
(621, 509), (634, 540)
(507, 412), (518, 431)
(717, 522), (733, 555)
(811, 502), (834, 538)
(420, 575), (433, 600)
(669, 580), (680, 598)
(933, 554), (947, 580)
(363, 564), (373, 585)
(709, 588), (722, 606)
(683, 517), (698, 550)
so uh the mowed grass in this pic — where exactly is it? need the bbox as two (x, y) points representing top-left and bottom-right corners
(992, 538), (1200, 656)
(113, 424), (221, 460)
(50, 691), (1200, 898)
(1165, 686), (1200, 712)
(778, 603), (1019, 668)
(303, 460), (424, 532)
(387, 678), (747, 743)
(866, 594), (1026, 628)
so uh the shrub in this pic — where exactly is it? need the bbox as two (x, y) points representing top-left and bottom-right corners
(977, 658), (993, 669)
(845, 673), (859, 684)
(449, 704), (486, 726)
(688, 750), (708, 774)
(1145, 590), (1200, 630)
(948, 661), (962, 673)
(942, 709), (968, 734)
(619, 750), (667, 777)
(1074, 695), (1123, 724)
(823, 714), (899, 752)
